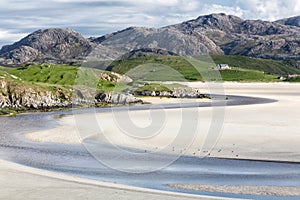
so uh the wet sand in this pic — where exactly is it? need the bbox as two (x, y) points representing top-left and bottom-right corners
(0, 159), (224, 200)
(18, 82), (300, 199)
(166, 184), (300, 196)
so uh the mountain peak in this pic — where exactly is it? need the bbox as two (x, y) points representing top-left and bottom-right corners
(276, 15), (300, 27)
(0, 28), (94, 66)
(1, 14), (300, 66)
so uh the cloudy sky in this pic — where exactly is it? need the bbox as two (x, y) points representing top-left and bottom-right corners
(0, 0), (299, 47)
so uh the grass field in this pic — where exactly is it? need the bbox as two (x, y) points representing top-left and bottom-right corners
(107, 55), (290, 82)
(7, 64), (78, 86)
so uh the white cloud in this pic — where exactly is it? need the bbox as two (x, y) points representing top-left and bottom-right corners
(0, 0), (299, 47)
(201, 4), (244, 18)
(0, 30), (27, 42)
(236, 0), (300, 21)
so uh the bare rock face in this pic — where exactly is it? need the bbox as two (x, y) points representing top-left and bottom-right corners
(0, 79), (71, 109)
(0, 28), (94, 66)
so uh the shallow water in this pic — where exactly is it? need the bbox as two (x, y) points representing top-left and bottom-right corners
(0, 95), (299, 200)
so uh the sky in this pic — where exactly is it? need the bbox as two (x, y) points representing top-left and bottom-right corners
(0, 0), (300, 47)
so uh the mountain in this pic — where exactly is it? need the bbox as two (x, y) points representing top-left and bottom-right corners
(0, 13), (300, 66)
(90, 26), (223, 60)
(0, 28), (94, 66)
(168, 13), (300, 60)
(276, 16), (300, 27)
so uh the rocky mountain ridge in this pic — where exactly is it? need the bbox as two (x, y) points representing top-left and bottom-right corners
(0, 28), (94, 66)
(168, 13), (300, 60)
(276, 16), (300, 27)
(0, 13), (300, 66)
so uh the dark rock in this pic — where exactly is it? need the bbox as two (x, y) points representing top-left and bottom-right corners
(95, 92), (142, 104)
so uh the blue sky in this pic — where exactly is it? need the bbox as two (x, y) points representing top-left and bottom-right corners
(0, 0), (299, 47)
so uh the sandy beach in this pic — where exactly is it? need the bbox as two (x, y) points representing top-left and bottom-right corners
(9, 82), (300, 199)
(25, 82), (300, 162)
(0, 159), (226, 200)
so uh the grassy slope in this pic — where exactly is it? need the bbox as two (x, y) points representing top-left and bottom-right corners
(8, 64), (78, 86)
(210, 55), (300, 76)
(108, 55), (288, 82)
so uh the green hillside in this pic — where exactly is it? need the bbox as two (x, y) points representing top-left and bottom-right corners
(7, 64), (78, 86)
(210, 55), (300, 76)
(107, 55), (296, 82)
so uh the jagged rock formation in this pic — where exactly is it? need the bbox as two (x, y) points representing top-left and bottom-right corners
(1, 14), (300, 66)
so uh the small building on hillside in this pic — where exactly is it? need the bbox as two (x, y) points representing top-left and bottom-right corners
(216, 64), (231, 70)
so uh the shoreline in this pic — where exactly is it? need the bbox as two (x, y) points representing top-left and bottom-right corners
(7, 82), (300, 199)
(1, 81), (298, 117)
(24, 82), (300, 162)
(0, 159), (227, 200)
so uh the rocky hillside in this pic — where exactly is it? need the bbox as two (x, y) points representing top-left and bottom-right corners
(276, 16), (300, 27)
(0, 28), (94, 66)
(0, 14), (300, 66)
(0, 73), (72, 109)
(168, 13), (300, 60)
(90, 26), (223, 61)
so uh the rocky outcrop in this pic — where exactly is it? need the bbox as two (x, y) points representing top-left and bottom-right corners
(95, 92), (142, 105)
(0, 79), (142, 109)
(0, 79), (71, 109)
(134, 87), (206, 98)
(99, 72), (132, 83)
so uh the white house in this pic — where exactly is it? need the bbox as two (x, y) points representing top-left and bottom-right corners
(216, 64), (231, 70)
